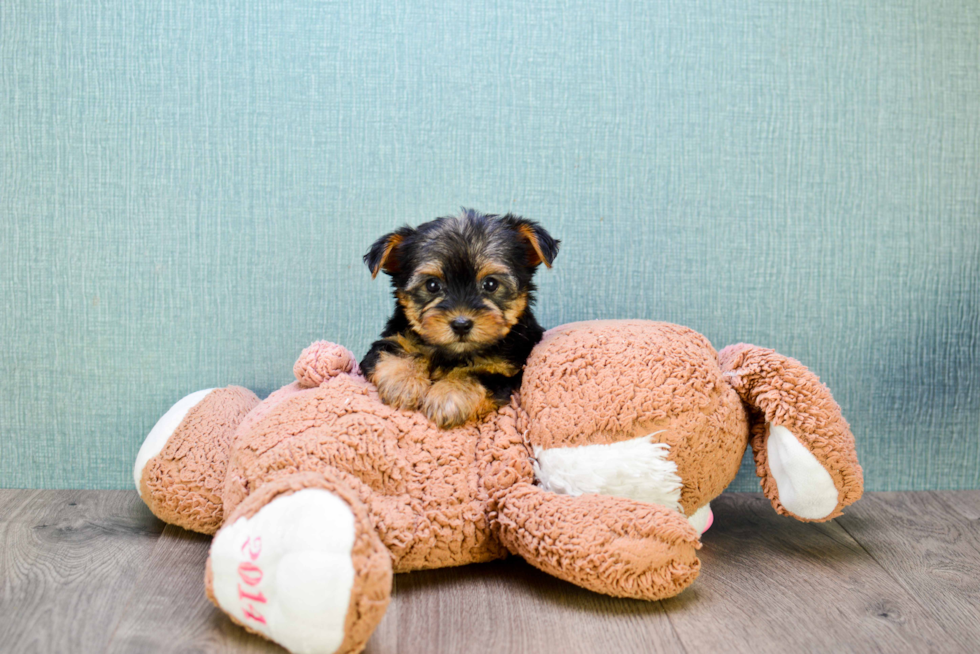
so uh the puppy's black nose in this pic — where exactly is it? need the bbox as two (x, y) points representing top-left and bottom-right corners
(450, 317), (474, 336)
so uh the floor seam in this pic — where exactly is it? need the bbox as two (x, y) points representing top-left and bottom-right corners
(99, 509), (173, 654)
(835, 509), (970, 654)
(928, 491), (980, 558)
(658, 600), (691, 654)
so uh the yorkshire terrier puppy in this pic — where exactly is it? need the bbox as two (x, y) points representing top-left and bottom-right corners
(360, 209), (559, 428)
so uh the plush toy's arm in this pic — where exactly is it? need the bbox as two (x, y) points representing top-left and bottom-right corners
(718, 344), (863, 521)
(493, 482), (701, 600)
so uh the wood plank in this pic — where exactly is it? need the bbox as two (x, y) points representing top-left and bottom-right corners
(936, 491), (980, 560)
(105, 523), (285, 653)
(934, 490), (980, 521)
(109, 523), (683, 654)
(362, 589), (398, 654)
(0, 490), (164, 654)
(0, 489), (41, 521)
(661, 493), (964, 654)
(6, 490), (976, 653)
(380, 559), (685, 654)
(835, 491), (980, 652)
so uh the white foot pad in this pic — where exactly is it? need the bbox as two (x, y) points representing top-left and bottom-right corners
(210, 489), (356, 654)
(767, 424), (839, 519)
(134, 388), (215, 495)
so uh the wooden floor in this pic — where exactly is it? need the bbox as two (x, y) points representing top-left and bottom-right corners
(1, 491), (978, 653)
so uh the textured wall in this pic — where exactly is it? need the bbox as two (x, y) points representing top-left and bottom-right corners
(1, 0), (978, 491)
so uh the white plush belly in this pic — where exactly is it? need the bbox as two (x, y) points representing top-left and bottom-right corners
(532, 434), (684, 513)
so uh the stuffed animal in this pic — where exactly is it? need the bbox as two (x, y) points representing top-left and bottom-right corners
(134, 320), (862, 654)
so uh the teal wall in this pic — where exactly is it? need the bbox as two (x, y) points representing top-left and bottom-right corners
(2, 1), (978, 491)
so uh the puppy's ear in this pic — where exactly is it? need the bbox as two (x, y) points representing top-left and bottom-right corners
(364, 227), (413, 279)
(503, 215), (560, 269)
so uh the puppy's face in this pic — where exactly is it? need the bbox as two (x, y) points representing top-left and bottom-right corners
(365, 210), (559, 354)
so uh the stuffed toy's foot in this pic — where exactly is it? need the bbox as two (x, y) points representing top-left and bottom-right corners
(206, 472), (392, 654)
(688, 503), (713, 534)
(135, 386), (259, 534)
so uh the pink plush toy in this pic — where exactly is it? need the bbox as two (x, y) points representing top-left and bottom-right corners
(134, 320), (862, 654)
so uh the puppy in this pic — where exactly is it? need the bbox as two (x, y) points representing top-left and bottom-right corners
(360, 209), (559, 428)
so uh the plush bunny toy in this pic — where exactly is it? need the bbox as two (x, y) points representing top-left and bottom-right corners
(134, 320), (862, 654)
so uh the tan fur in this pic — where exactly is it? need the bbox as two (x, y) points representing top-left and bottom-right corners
(415, 308), (512, 350)
(395, 261), (521, 350)
(371, 233), (404, 279)
(408, 264), (445, 288)
(501, 292), (528, 328)
(369, 350), (431, 410)
(423, 370), (497, 428)
(466, 310), (509, 344)
(447, 355), (518, 379)
(518, 223), (552, 268)
(371, 302), (519, 424)
(410, 299), (519, 350)
(138, 321), (863, 654)
(396, 291), (425, 334)
(476, 261), (511, 279)
(417, 311), (458, 346)
(389, 332), (427, 355)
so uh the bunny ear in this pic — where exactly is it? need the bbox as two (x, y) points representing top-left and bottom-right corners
(718, 343), (864, 521)
(763, 424), (842, 519)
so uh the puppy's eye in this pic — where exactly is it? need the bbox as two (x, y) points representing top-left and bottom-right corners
(425, 279), (442, 294)
(482, 277), (499, 293)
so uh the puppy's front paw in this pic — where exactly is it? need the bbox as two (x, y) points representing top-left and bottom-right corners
(372, 353), (431, 410)
(423, 376), (492, 428)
